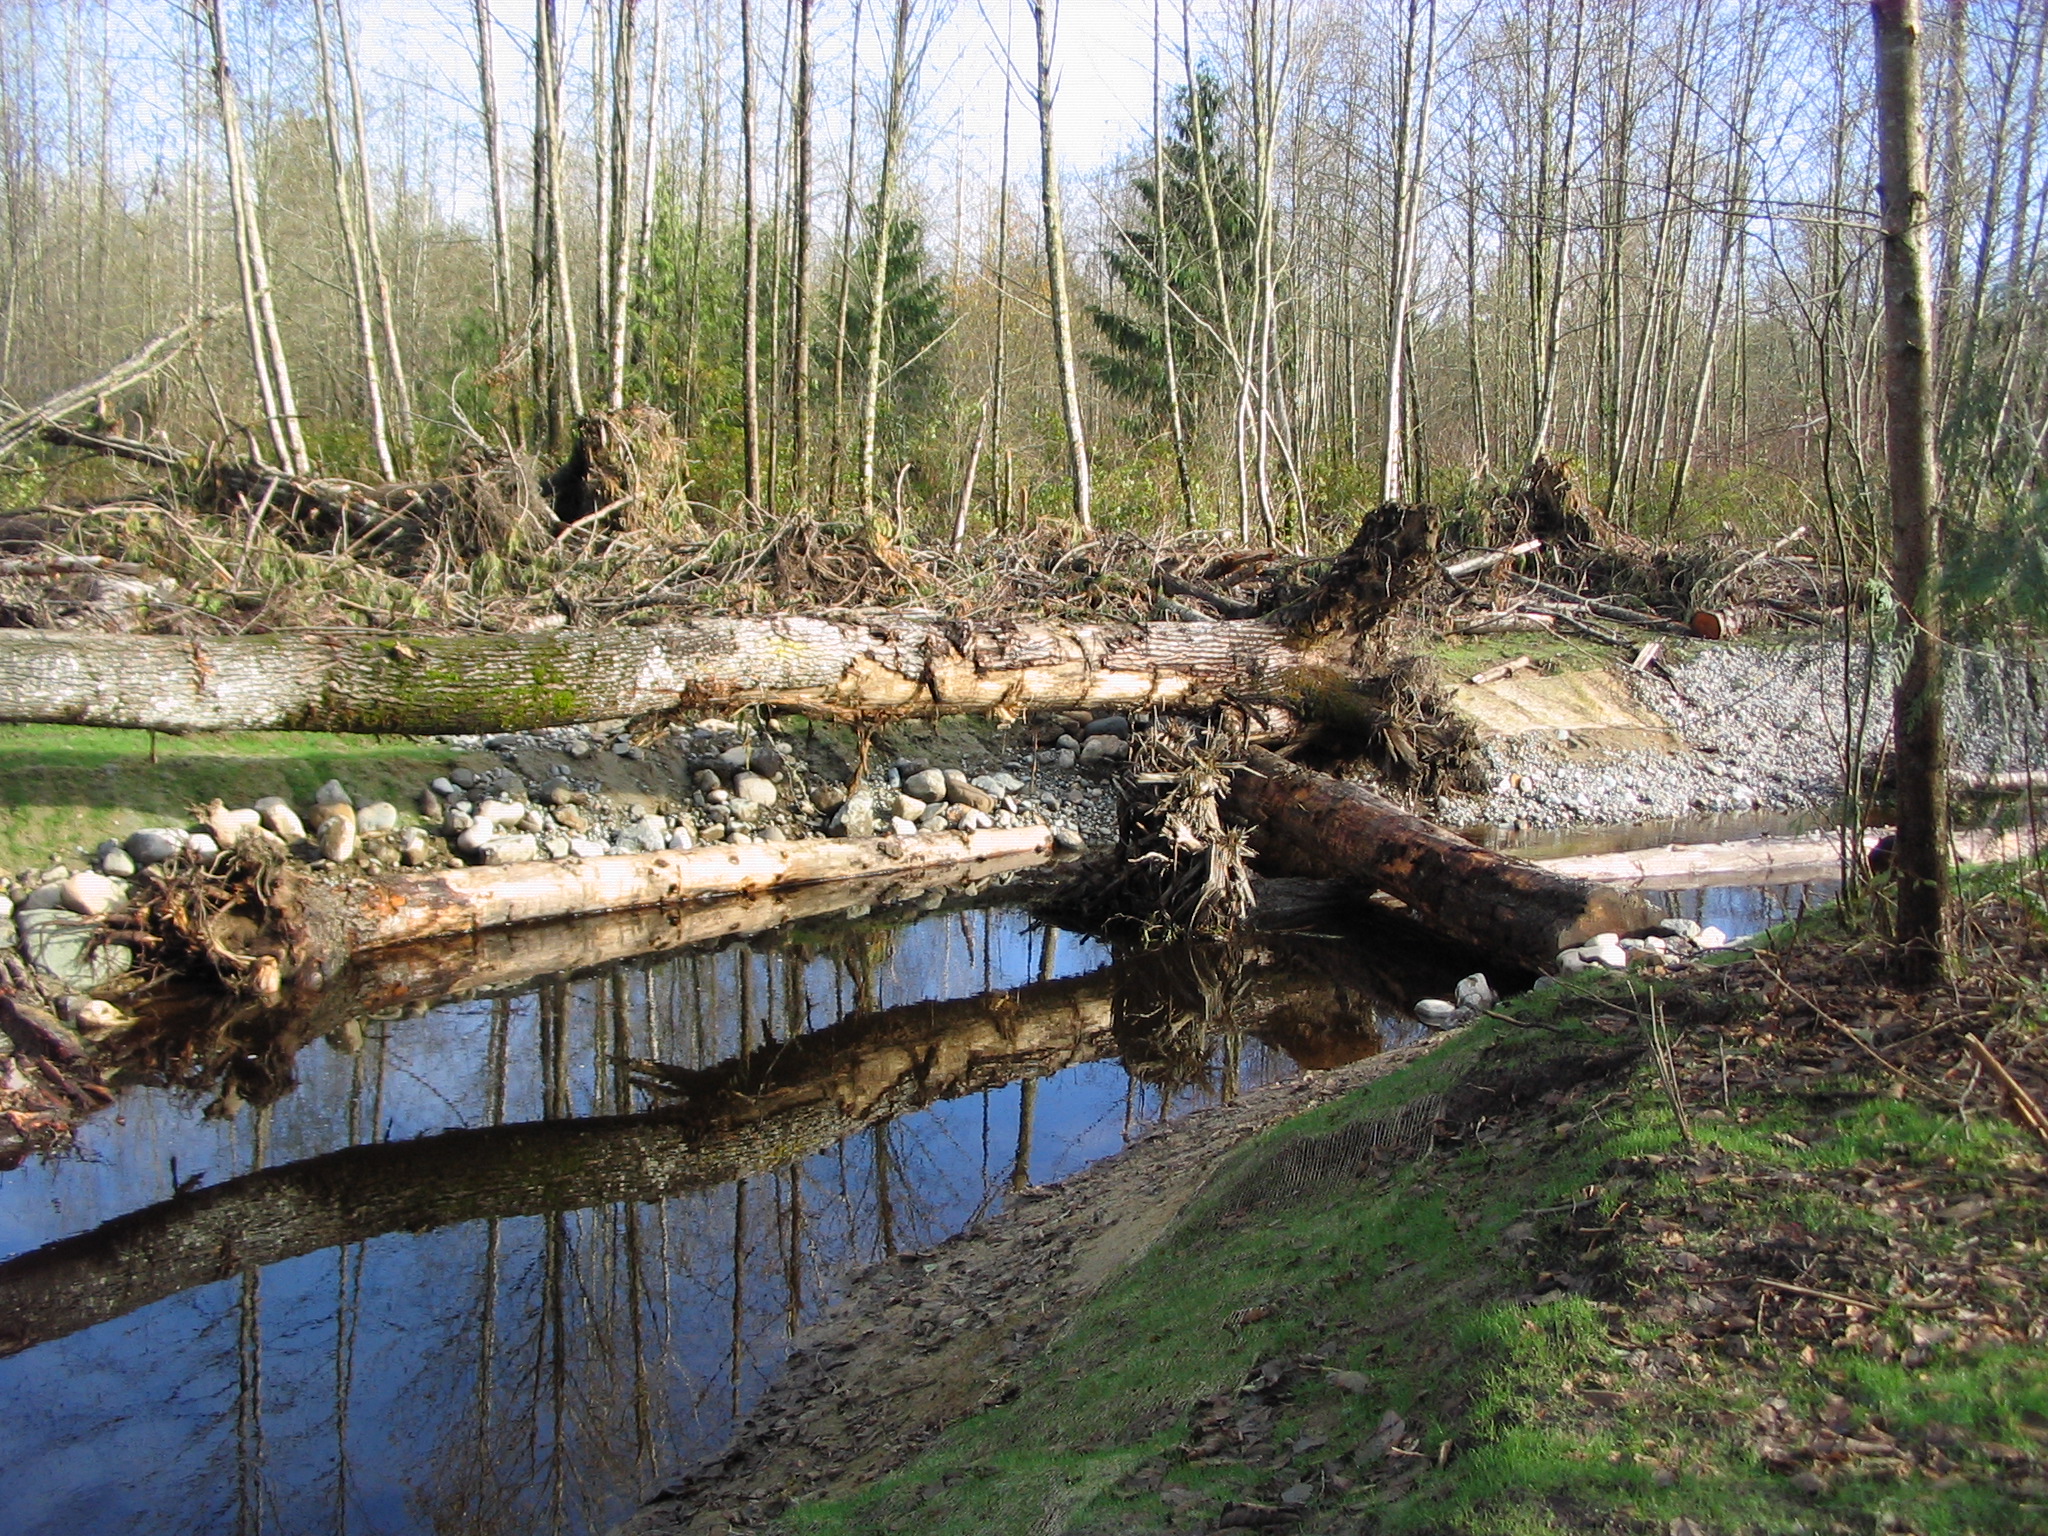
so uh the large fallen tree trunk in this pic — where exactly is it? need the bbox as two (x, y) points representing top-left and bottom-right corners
(1227, 746), (1652, 969)
(0, 614), (1348, 733)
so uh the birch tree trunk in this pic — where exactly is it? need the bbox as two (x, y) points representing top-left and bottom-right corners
(604, 0), (640, 411)
(1380, 0), (1437, 504)
(1872, 0), (1949, 984)
(1028, 0), (1092, 530)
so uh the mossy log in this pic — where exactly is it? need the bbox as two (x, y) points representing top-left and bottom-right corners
(0, 616), (1351, 734)
(1227, 746), (1651, 968)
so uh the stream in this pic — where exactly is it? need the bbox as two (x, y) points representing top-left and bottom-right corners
(0, 847), (1837, 1536)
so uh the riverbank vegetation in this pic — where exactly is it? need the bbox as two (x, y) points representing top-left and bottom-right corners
(767, 865), (2048, 1534)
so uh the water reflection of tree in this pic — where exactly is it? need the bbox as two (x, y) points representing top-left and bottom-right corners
(23, 906), (1409, 1536)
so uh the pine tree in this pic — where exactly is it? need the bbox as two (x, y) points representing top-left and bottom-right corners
(824, 205), (951, 447)
(1087, 72), (1254, 429)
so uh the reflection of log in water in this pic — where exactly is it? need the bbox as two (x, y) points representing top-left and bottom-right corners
(0, 921), (1461, 1358)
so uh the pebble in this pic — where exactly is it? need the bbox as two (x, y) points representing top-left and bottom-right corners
(481, 834), (539, 865)
(1052, 826), (1087, 853)
(451, 768), (479, 789)
(895, 793), (928, 823)
(1082, 714), (1131, 738)
(891, 816), (920, 836)
(1455, 973), (1496, 1011)
(356, 801), (399, 835)
(1078, 735), (1129, 765)
(98, 846), (136, 878)
(1414, 998), (1460, 1022)
(185, 832), (220, 860)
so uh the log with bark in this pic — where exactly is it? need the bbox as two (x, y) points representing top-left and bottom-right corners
(1226, 746), (1652, 969)
(0, 614), (1357, 733)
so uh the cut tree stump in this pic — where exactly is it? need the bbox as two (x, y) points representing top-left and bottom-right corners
(1226, 746), (1651, 969)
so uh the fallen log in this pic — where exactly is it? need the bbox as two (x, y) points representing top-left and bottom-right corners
(0, 310), (220, 458)
(1227, 746), (1652, 969)
(287, 826), (1052, 974)
(1536, 825), (2035, 890)
(0, 615), (1351, 733)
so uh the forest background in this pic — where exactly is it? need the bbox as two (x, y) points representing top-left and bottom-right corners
(3, 0), (2046, 632)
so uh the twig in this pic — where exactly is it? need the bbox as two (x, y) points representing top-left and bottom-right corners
(1747, 1276), (1949, 1313)
(1961, 1034), (2048, 1149)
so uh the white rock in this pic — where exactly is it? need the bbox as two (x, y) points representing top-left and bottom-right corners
(260, 802), (307, 841)
(399, 829), (432, 867)
(1454, 973), (1496, 1011)
(1696, 925), (1728, 950)
(542, 836), (571, 860)
(317, 820), (354, 862)
(1654, 917), (1702, 941)
(1414, 998), (1460, 1022)
(733, 771), (779, 807)
(903, 768), (948, 802)
(481, 834), (539, 865)
(474, 799), (522, 824)
(454, 824), (497, 856)
(356, 801), (399, 835)
(19, 884), (64, 912)
(890, 816), (919, 836)
(1078, 734), (1129, 764)
(717, 744), (753, 771)
(1591, 940), (1630, 970)
(517, 807), (546, 834)
(429, 777), (458, 798)
(60, 871), (121, 917)
(1052, 826), (1087, 853)
(569, 837), (610, 858)
(895, 793), (928, 822)
(185, 832), (221, 860)
(667, 827), (696, 851)
(1559, 949), (1592, 974)
(207, 805), (263, 845)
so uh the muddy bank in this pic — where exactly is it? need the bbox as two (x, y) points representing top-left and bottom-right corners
(613, 1041), (1443, 1535)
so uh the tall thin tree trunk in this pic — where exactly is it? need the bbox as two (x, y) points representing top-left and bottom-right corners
(740, 0), (763, 507)
(312, 0), (393, 479)
(1873, 0), (1949, 984)
(203, 0), (307, 475)
(605, 0), (640, 410)
(1154, 0), (1196, 528)
(335, 0), (414, 465)
(1380, 0), (1437, 503)
(788, 0), (815, 496)
(537, 0), (585, 429)
(1028, 0), (1092, 529)
(473, 0), (515, 345)
(858, 0), (914, 524)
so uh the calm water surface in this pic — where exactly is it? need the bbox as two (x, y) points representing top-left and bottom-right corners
(0, 869), (1830, 1536)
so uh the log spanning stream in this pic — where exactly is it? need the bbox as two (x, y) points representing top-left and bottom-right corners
(0, 848), (1836, 1536)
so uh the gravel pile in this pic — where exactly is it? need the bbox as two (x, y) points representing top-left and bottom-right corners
(1438, 642), (2048, 831)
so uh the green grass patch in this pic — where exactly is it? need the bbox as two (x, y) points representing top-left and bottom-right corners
(0, 723), (492, 873)
(776, 955), (2048, 1535)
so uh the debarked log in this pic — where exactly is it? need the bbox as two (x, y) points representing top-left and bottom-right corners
(1227, 746), (1652, 969)
(276, 828), (1052, 991)
(0, 614), (1349, 734)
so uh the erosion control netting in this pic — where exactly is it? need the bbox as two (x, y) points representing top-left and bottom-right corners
(1207, 1093), (1446, 1220)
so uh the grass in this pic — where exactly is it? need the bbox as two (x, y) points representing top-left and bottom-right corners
(774, 907), (2048, 1535)
(0, 723), (493, 874)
